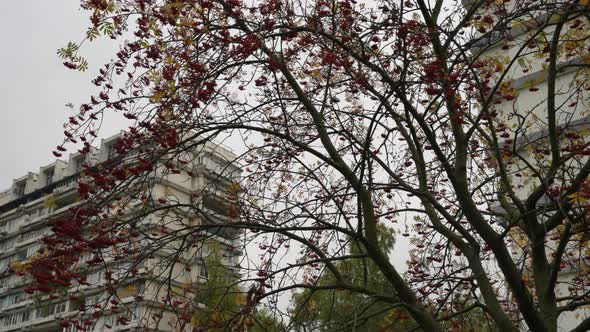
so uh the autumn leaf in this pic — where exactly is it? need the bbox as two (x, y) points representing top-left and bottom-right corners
(567, 192), (588, 204)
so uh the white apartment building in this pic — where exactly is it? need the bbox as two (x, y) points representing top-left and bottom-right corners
(0, 133), (242, 332)
(471, 2), (590, 330)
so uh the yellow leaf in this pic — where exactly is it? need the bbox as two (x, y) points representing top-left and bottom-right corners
(191, 316), (200, 327)
(227, 182), (242, 194)
(164, 56), (176, 65)
(164, 185), (173, 195)
(235, 294), (246, 305)
(567, 192), (588, 204)
(150, 90), (165, 103)
(10, 261), (25, 272)
(43, 194), (57, 209)
(308, 299), (317, 311)
(116, 285), (137, 298)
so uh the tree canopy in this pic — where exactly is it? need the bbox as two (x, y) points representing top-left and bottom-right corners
(14, 0), (590, 331)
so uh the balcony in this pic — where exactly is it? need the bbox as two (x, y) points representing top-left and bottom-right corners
(3, 298), (34, 311)
(0, 305), (71, 332)
(0, 172), (81, 216)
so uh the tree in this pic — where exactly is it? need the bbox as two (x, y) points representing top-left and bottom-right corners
(18, 0), (590, 331)
(192, 240), (285, 331)
(191, 240), (247, 330)
(289, 224), (419, 331)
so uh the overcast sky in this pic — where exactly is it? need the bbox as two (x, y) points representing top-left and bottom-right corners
(0, 1), (123, 189)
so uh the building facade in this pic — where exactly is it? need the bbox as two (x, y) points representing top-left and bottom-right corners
(0, 133), (242, 331)
(472, 1), (590, 330)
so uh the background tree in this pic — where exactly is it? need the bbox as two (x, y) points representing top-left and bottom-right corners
(192, 241), (285, 331)
(15, 0), (590, 331)
(288, 224), (419, 331)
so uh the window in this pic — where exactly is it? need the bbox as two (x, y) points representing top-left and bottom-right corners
(114, 306), (141, 326)
(21, 228), (44, 242)
(103, 315), (114, 328)
(12, 292), (25, 304)
(198, 260), (208, 279)
(35, 307), (44, 319)
(14, 182), (25, 198)
(115, 262), (133, 279)
(16, 250), (27, 261)
(45, 168), (54, 185)
(0, 296), (7, 310)
(0, 275), (17, 289)
(5, 219), (17, 232)
(106, 144), (116, 160)
(65, 325), (88, 332)
(20, 311), (30, 322)
(74, 157), (85, 173)
(87, 270), (104, 284)
(86, 294), (105, 307)
(3, 312), (19, 327)
(29, 207), (45, 218)
(1, 237), (15, 250)
(26, 244), (41, 258)
(36, 302), (67, 319)
(55, 302), (67, 313)
(0, 258), (8, 270)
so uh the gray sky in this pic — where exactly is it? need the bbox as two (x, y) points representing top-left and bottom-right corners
(0, 0), (122, 189)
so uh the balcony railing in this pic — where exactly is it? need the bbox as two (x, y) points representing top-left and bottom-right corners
(0, 173), (81, 215)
